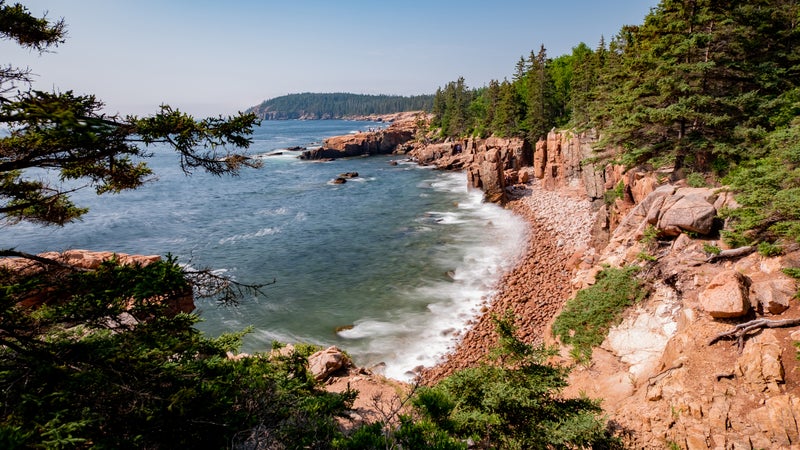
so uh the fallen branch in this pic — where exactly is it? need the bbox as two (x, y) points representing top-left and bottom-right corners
(707, 317), (800, 351)
(706, 246), (755, 263)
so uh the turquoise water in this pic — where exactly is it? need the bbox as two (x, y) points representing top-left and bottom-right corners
(2, 120), (527, 380)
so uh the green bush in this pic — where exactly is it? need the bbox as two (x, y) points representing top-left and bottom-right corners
(604, 180), (626, 205)
(722, 122), (800, 243)
(703, 243), (722, 255)
(686, 172), (708, 187)
(758, 241), (784, 257)
(552, 266), (647, 362)
(411, 313), (619, 449)
(0, 258), (355, 450)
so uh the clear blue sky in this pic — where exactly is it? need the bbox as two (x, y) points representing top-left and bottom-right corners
(2, 1), (657, 117)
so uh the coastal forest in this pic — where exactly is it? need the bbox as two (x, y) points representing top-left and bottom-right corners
(432, 0), (800, 248)
(2, 0), (800, 449)
(247, 92), (434, 120)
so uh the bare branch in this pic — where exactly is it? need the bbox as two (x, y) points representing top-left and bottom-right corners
(706, 245), (755, 263)
(708, 317), (800, 351)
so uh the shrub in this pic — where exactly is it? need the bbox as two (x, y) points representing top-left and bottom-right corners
(0, 258), (355, 449)
(412, 313), (620, 449)
(758, 241), (784, 257)
(703, 243), (722, 255)
(604, 180), (626, 205)
(552, 266), (648, 362)
(686, 172), (707, 187)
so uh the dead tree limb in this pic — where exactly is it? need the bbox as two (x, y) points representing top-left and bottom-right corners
(706, 246), (755, 263)
(707, 317), (800, 351)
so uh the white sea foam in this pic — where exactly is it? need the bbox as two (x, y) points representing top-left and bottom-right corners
(256, 207), (289, 216)
(218, 227), (281, 245)
(339, 178), (528, 381)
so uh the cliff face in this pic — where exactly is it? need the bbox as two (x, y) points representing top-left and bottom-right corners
(299, 112), (422, 160)
(412, 129), (800, 449)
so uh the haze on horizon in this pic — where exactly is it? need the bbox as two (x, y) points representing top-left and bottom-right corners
(2, 1), (657, 117)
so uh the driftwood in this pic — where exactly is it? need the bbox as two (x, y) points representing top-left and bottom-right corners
(708, 317), (800, 351)
(706, 246), (755, 263)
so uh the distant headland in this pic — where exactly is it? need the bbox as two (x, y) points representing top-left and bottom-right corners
(245, 92), (433, 120)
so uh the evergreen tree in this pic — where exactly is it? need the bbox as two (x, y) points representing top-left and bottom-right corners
(1, 4), (354, 448)
(491, 80), (525, 137)
(523, 45), (556, 141)
(599, 0), (800, 173)
(566, 41), (598, 128)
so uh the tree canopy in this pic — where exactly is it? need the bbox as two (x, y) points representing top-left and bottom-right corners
(430, 0), (800, 246)
(247, 92), (434, 120)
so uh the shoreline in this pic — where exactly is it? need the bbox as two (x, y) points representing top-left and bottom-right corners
(420, 179), (596, 383)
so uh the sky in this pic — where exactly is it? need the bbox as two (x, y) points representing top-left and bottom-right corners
(2, 1), (658, 117)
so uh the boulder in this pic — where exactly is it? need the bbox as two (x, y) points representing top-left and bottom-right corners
(699, 270), (752, 318)
(656, 189), (718, 236)
(751, 278), (796, 315)
(308, 346), (352, 381)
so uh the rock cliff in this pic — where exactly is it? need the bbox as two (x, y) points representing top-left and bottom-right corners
(410, 127), (800, 449)
(299, 112), (423, 160)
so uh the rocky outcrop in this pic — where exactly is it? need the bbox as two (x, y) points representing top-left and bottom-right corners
(606, 186), (727, 253)
(410, 136), (533, 204)
(533, 130), (609, 199)
(1, 249), (195, 315)
(300, 115), (422, 160)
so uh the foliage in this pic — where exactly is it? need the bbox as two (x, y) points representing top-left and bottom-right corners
(783, 267), (800, 279)
(722, 119), (800, 243)
(431, 43), (589, 140)
(0, 5), (357, 449)
(410, 313), (619, 449)
(0, 257), (355, 449)
(247, 92), (434, 120)
(686, 172), (707, 188)
(703, 243), (722, 255)
(603, 180), (625, 205)
(552, 266), (647, 362)
(0, 3), (260, 227)
(758, 241), (784, 257)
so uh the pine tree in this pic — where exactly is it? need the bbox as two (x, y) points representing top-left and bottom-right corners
(599, 0), (800, 173)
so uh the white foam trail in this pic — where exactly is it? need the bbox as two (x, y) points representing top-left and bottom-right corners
(339, 173), (528, 380)
(218, 227), (281, 245)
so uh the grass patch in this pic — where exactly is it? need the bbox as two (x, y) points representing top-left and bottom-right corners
(552, 266), (648, 362)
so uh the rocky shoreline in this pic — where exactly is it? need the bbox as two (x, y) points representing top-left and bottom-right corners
(420, 178), (596, 383)
(311, 119), (800, 448)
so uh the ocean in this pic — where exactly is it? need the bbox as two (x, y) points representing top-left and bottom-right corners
(2, 120), (527, 380)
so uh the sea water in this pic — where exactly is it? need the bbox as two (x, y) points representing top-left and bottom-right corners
(2, 120), (527, 380)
